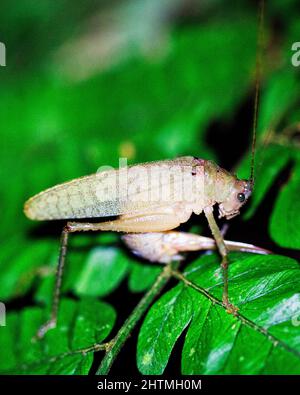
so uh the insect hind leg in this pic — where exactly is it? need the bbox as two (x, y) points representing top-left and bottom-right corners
(36, 224), (71, 338)
(122, 231), (222, 263)
(67, 212), (182, 233)
(122, 230), (270, 265)
(35, 212), (181, 338)
(36, 221), (104, 339)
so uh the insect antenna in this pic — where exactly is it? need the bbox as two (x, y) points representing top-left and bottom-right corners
(250, 0), (265, 188)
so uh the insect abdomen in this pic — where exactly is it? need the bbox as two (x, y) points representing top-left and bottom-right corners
(24, 174), (120, 220)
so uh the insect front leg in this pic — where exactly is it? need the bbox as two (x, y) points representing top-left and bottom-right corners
(204, 206), (237, 314)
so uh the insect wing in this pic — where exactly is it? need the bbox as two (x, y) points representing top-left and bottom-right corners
(24, 156), (204, 220)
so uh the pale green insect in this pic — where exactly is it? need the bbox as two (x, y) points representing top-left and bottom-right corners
(24, 155), (268, 338)
(24, 157), (250, 227)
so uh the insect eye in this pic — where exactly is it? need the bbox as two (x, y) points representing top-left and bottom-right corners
(237, 193), (245, 203)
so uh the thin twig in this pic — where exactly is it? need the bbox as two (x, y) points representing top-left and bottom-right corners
(95, 261), (180, 375)
(12, 342), (109, 374)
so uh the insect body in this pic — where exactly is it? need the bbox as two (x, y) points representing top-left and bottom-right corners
(24, 156), (267, 337)
(24, 157), (250, 228)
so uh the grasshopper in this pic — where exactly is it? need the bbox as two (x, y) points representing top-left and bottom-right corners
(24, 155), (268, 338)
(24, 2), (267, 339)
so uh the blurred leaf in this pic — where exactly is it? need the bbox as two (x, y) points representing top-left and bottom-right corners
(138, 252), (300, 374)
(258, 69), (300, 135)
(0, 238), (56, 301)
(0, 297), (116, 374)
(74, 246), (130, 297)
(270, 163), (300, 249)
(128, 262), (161, 293)
(237, 144), (291, 219)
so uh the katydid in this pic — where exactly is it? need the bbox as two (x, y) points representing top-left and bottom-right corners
(24, 154), (268, 338)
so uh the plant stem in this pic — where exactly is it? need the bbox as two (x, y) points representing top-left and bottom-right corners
(96, 261), (179, 375)
(172, 269), (224, 307)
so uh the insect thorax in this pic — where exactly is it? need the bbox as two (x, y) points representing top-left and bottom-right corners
(203, 160), (237, 206)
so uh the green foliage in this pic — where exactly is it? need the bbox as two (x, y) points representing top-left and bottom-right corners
(270, 164), (300, 249)
(74, 246), (130, 297)
(0, 0), (300, 375)
(138, 253), (300, 374)
(0, 298), (116, 374)
(137, 283), (193, 374)
(128, 263), (161, 293)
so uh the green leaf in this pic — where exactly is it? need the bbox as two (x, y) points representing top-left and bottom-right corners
(71, 298), (117, 349)
(74, 246), (130, 297)
(34, 233), (122, 305)
(128, 262), (162, 293)
(0, 238), (56, 301)
(270, 163), (300, 249)
(138, 252), (300, 374)
(258, 69), (300, 134)
(137, 284), (193, 374)
(0, 297), (116, 374)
